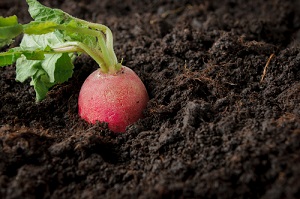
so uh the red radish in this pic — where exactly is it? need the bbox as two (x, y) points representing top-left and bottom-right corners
(78, 66), (149, 132)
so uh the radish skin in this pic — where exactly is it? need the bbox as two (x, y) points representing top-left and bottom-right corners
(78, 66), (149, 132)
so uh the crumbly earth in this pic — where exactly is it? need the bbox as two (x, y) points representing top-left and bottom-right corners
(0, 0), (299, 198)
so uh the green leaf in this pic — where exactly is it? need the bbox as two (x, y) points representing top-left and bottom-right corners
(26, 0), (72, 24)
(16, 53), (73, 101)
(0, 16), (23, 47)
(41, 53), (70, 83)
(29, 53), (73, 101)
(16, 55), (40, 82)
(0, 0), (119, 101)
(51, 53), (74, 83)
(30, 69), (55, 101)
(0, 15), (18, 26)
(23, 21), (58, 35)
(14, 31), (74, 101)
(0, 32), (62, 67)
(0, 47), (46, 67)
(0, 50), (21, 66)
(23, 51), (46, 60)
(20, 32), (64, 51)
(38, 54), (59, 83)
(15, 53), (53, 101)
(26, 0), (98, 50)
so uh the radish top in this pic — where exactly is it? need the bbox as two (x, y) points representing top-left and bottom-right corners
(0, 0), (122, 101)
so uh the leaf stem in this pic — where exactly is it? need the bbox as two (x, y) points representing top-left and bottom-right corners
(21, 15), (121, 73)
(53, 41), (109, 73)
(64, 17), (120, 72)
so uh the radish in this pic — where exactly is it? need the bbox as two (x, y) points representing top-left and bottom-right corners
(78, 66), (148, 132)
(0, 0), (149, 132)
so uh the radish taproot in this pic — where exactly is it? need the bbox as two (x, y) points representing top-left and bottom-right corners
(0, 0), (149, 132)
(78, 66), (148, 132)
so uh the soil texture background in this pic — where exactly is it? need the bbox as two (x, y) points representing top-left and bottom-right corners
(0, 0), (300, 198)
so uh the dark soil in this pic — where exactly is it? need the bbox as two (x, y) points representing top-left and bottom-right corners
(1, 0), (300, 198)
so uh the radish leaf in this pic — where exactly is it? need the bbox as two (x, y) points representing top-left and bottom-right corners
(0, 16), (23, 47)
(26, 0), (71, 24)
(0, 0), (120, 101)
(14, 32), (73, 100)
